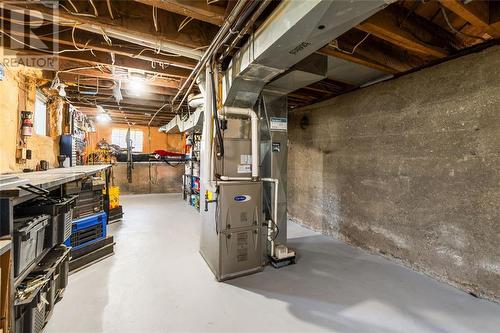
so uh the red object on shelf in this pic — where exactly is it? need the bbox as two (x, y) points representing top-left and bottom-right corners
(153, 150), (185, 157)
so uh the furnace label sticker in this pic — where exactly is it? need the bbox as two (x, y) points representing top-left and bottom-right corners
(237, 164), (252, 174)
(270, 117), (287, 132)
(237, 232), (249, 262)
(240, 154), (252, 164)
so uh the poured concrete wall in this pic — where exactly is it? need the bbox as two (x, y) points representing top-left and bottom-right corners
(112, 162), (183, 194)
(288, 46), (500, 301)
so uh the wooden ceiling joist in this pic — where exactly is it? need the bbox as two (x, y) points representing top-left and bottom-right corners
(134, 0), (226, 26)
(3, 1), (218, 54)
(17, 47), (191, 78)
(317, 28), (429, 75)
(357, 4), (456, 58)
(439, 0), (500, 37)
(0, 14), (197, 70)
(318, 46), (397, 74)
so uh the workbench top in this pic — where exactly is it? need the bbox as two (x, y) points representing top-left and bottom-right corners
(0, 165), (111, 199)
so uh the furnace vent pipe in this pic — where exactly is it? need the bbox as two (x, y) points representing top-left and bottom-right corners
(202, 65), (214, 186)
(221, 107), (259, 179)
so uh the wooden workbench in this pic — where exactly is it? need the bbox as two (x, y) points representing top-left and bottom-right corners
(0, 164), (112, 332)
(0, 165), (111, 204)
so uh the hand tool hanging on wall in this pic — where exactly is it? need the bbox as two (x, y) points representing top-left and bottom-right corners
(126, 127), (133, 183)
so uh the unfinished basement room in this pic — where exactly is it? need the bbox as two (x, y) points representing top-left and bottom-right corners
(0, 0), (499, 332)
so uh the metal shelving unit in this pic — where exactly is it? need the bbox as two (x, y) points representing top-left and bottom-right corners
(182, 133), (201, 211)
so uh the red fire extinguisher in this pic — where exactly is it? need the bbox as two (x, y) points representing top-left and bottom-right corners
(21, 111), (33, 137)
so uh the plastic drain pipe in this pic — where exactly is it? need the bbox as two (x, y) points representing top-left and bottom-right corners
(262, 178), (279, 258)
(220, 107), (259, 180)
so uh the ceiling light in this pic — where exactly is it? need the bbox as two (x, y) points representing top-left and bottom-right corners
(128, 73), (146, 96)
(96, 113), (112, 123)
(58, 84), (66, 97)
(96, 105), (112, 124)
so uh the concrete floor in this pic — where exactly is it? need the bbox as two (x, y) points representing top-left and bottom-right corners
(46, 194), (500, 333)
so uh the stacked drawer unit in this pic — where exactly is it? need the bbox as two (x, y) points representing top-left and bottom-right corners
(64, 211), (107, 250)
(64, 177), (115, 271)
(15, 245), (70, 333)
(72, 178), (104, 219)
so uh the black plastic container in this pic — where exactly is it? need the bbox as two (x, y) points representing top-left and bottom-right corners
(14, 283), (48, 333)
(32, 245), (70, 323)
(15, 195), (77, 217)
(13, 215), (49, 277)
(45, 209), (73, 249)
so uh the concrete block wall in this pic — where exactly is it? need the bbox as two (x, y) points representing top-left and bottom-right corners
(288, 46), (500, 302)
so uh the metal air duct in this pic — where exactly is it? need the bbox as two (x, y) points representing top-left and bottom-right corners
(223, 0), (393, 108)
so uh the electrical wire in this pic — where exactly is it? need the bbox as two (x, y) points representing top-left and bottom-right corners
(72, 24), (96, 56)
(178, 17), (194, 32)
(271, 219), (280, 241)
(148, 102), (170, 127)
(68, 0), (79, 13)
(210, 67), (224, 158)
(89, 0), (99, 17)
(330, 32), (370, 55)
(153, 6), (159, 32)
(59, 4), (97, 18)
(0, 29), (93, 55)
(440, 7), (487, 42)
(100, 27), (113, 46)
(106, 0), (115, 20)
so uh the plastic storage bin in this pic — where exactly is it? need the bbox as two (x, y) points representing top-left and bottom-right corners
(14, 282), (48, 333)
(15, 195), (76, 217)
(32, 245), (70, 323)
(109, 186), (120, 209)
(15, 195), (76, 249)
(65, 212), (107, 250)
(13, 215), (50, 277)
(45, 209), (73, 249)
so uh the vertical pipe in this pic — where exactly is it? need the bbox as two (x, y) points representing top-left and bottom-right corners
(221, 107), (259, 179)
(201, 65), (213, 187)
(251, 115), (259, 179)
(262, 178), (278, 257)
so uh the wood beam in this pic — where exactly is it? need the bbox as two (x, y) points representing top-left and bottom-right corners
(134, 0), (226, 26)
(318, 46), (397, 74)
(65, 89), (173, 103)
(71, 101), (167, 113)
(68, 95), (170, 108)
(15, 47), (191, 78)
(78, 107), (173, 126)
(318, 29), (429, 75)
(439, 0), (500, 37)
(357, 4), (454, 58)
(3, 1), (218, 53)
(0, 14), (197, 70)
(46, 61), (182, 89)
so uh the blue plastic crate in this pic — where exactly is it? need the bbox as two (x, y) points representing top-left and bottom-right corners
(64, 212), (107, 250)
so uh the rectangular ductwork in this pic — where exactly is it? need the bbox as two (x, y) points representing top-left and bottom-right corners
(223, 0), (393, 108)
